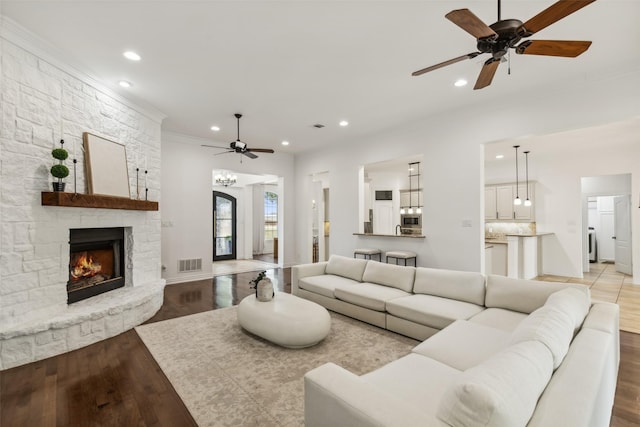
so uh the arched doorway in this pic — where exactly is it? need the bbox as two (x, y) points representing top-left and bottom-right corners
(213, 191), (236, 261)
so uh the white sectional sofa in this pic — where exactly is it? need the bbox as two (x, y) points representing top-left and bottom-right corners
(292, 255), (620, 427)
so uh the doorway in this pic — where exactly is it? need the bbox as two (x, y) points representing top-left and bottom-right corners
(582, 174), (633, 275)
(213, 191), (236, 261)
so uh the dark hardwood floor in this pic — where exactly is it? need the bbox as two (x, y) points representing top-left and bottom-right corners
(1, 266), (638, 426)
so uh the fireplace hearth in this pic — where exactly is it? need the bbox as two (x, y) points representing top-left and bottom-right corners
(68, 227), (125, 304)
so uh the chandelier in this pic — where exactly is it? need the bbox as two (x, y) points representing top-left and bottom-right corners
(215, 172), (237, 187)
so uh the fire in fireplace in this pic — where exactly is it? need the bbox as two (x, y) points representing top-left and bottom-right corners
(68, 227), (125, 304)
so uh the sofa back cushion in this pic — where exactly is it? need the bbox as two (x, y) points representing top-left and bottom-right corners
(545, 287), (591, 333)
(362, 261), (415, 292)
(325, 255), (368, 282)
(510, 305), (575, 369)
(413, 268), (485, 306)
(436, 340), (553, 427)
(485, 275), (588, 314)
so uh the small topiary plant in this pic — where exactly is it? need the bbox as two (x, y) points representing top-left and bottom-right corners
(50, 164), (69, 179)
(50, 141), (69, 191)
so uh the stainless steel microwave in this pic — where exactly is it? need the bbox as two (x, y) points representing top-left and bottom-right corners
(401, 214), (422, 227)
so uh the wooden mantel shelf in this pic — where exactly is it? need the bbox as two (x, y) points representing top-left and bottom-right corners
(41, 192), (158, 211)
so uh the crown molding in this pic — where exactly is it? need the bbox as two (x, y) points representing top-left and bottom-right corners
(0, 15), (167, 124)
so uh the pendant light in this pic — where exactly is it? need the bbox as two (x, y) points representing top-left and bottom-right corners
(524, 150), (532, 207)
(415, 162), (422, 214)
(513, 145), (522, 206)
(407, 163), (414, 214)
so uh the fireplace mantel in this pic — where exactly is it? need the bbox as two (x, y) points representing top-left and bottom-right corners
(41, 192), (159, 211)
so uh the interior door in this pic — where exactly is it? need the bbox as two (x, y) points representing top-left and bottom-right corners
(213, 191), (236, 261)
(614, 195), (632, 275)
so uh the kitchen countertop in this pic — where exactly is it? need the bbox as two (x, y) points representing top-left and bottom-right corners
(486, 232), (554, 243)
(353, 233), (425, 238)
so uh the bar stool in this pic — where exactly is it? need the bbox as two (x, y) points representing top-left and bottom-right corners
(386, 250), (417, 266)
(354, 248), (382, 261)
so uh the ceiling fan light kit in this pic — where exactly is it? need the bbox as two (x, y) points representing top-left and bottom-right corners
(201, 113), (275, 159)
(412, 0), (597, 89)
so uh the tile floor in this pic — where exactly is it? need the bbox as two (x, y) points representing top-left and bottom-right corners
(536, 261), (640, 334)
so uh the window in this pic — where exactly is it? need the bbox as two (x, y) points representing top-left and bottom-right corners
(264, 191), (278, 240)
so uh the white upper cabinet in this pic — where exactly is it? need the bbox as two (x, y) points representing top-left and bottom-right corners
(400, 189), (422, 208)
(485, 182), (535, 221)
(485, 186), (497, 220)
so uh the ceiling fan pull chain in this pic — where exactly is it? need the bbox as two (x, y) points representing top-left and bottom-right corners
(508, 49), (511, 75)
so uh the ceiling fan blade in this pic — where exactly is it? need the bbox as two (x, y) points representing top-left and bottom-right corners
(412, 52), (481, 76)
(201, 144), (231, 149)
(243, 151), (258, 159)
(522, 0), (597, 36)
(213, 150), (234, 156)
(445, 9), (497, 40)
(246, 148), (275, 153)
(474, 59), (500, 90)
(516, 40), (592, 57)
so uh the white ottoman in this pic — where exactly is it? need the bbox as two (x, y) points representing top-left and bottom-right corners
(237, 293), (331, 348)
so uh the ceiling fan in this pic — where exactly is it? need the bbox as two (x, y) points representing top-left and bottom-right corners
(202, 113), (275, 159)
(412, 0), (597, 90)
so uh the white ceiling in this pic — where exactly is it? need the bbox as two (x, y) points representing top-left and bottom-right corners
(2, 1), (639, 155)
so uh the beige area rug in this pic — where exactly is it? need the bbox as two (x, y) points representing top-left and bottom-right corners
(135, 306), (418, 426)
(212, 259), (279, 277)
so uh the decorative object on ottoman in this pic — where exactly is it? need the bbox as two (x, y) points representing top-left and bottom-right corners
(50, 139), (69, 192)
(237, 293), (331, 348)
(250, 270), (274, 302)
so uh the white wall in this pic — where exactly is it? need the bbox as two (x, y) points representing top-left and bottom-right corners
(295, 66), (640, 279)
(161, 132), (295, 284)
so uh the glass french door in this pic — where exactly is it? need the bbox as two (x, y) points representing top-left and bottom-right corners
(213, 191), (236, 261)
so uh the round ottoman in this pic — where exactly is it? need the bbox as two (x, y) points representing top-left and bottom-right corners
(237, 293), (331, 348)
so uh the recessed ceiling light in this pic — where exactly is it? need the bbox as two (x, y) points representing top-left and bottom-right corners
(119, 80), (132, 88)
(281, 141), (290, 146)
(339, 120), (349, 127)
(210, 126), (220, 132)
(495, 154), (504, 159)
(123, 51), (141, 61)
(454, 79), (468, 87)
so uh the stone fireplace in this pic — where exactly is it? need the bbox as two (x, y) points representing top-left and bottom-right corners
(68, 227), (126, 304)
(0, 28), (166, 370)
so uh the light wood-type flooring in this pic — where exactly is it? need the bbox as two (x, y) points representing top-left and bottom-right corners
(536, 261), (640, 334)
(1, 264), (639, 426)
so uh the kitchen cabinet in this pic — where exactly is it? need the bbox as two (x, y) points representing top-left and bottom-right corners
(496, 185), (515, 220)
(484, 187), (497, 220)
(400, 189), (422, 208)
(514, 183), (534, 220)
(490, 242), (508, 276)
(485, 183), (535, 221)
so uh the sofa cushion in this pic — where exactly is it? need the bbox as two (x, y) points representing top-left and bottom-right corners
(413, 268), (486, 306)
(362, 353), (462, 419)
(298, 274), (359, 299)
(325, 254), (368, 282)
(412, 320), (511, 371)
(510, 305), (575, 369)
(362, 261), (415, 293)
(334, 283), (410, 312)
(485, 275), (588, 314)
(386, 294), (484, 330)
(436, 340), (553, 427)
(468, 308), (528, 333)
(545, 287), (591, 332)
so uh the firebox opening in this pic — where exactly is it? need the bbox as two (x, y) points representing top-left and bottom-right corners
(68, 227), (125, 304)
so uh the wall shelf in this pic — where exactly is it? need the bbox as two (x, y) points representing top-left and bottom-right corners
(41, 192), (158, 211)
